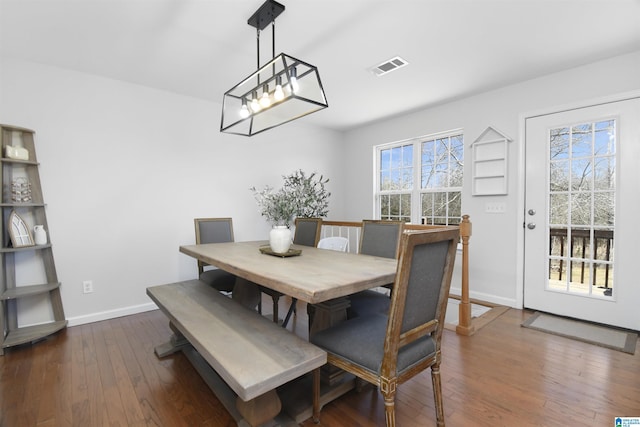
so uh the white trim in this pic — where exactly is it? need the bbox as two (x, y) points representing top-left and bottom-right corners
(375, 128), (464, 150)
(66, 302), (159, 327)
(450, 286), (517, 308)
(374, 129), (464, 223)
(516, 89), (640, 310)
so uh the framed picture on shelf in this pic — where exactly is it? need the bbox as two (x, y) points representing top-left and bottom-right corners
(8, 210), (34, 247)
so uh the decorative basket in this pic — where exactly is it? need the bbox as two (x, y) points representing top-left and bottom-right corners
(11, 177), (32, 203)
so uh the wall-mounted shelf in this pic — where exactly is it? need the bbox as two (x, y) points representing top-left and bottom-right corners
(471, 126), (512, 196)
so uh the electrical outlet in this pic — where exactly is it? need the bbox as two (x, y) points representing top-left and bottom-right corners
(82, 280), (93, 294)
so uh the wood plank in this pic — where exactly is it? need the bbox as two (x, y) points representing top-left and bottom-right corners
(70, 324), (90, 427)
(52, 326), (73, 427)
(103, 318), (147, 426)
(147, 280), (326, 402)
(179, 241), (397, 304)
(124, 312), (211, 427)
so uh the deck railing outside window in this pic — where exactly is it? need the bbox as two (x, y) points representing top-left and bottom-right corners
(549, 227), (614, 295)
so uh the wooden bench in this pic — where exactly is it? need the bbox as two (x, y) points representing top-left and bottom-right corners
(147, 279), (327, 427)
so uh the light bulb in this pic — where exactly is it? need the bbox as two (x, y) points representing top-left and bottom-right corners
(250, 91), (261, 112)
(260, 85), (271, 108)
(289, 67), (299, 93)
(274, 76), (285, 101)
(239, 103), (250, 119)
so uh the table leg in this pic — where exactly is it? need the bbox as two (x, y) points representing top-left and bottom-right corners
(308, 297), (350, 336)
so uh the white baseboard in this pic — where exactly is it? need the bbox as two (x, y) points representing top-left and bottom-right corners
(449, 287), (517, 308)
(61, 290), (516, 327)
(66, 302), (159, 327)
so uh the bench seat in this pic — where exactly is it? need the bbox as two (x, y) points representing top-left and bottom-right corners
(146, 279), (326, 403)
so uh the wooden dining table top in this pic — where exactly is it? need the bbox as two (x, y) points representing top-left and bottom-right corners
(179, 241), (397, 305)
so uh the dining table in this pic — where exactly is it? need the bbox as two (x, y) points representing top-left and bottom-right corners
(179, 240), (397, 304)
(178, 240), (398, 423)
(180, 240), (398, 332)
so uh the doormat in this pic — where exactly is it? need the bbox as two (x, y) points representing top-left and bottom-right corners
(522, 312), (638, 355)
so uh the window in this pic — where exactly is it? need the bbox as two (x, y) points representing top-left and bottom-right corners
(375, 130), (463, 225)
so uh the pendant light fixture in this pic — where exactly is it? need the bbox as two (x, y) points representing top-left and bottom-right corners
(220, 0), (328, 136)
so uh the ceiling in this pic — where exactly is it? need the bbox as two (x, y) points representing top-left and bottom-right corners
(2, 0), (640, 131)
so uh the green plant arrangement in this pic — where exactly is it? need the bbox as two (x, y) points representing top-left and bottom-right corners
(249, 185), (297, 227)
(283, 170), (330, 218)
(250, 169), (330, 227)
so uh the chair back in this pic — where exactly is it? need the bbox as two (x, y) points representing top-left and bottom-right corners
(382, 227), (459, 379)
(359, 220), (403, 259)
(293, 217), (322, 247)
(317, 236), (349, 252)
(194, 218), (234, 273)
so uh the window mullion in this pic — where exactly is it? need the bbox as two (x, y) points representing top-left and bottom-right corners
(412, 139), (421, 223)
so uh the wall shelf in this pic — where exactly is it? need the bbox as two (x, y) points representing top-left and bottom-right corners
(471, 126), (513, 196)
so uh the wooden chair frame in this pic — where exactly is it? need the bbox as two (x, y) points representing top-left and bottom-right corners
(313, 227), (460, 427)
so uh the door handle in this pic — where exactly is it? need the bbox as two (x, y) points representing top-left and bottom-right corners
(527, 223), (536, 230)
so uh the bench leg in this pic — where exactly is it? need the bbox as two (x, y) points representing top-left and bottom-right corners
(236, 389), (281, 427)
(154, 323), (189, 358)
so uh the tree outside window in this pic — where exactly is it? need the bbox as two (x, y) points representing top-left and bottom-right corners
(376, 131), (463, 224)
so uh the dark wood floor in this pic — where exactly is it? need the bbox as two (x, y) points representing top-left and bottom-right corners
(1, 298), (638, 427)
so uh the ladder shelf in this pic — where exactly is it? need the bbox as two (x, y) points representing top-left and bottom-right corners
(0, 124), (66, 355)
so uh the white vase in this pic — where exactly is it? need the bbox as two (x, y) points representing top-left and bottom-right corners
(33, 225), (47, 245)
(269, 225), (292, 253)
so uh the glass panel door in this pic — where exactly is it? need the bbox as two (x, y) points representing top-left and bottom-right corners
(524, 97), (640, 330)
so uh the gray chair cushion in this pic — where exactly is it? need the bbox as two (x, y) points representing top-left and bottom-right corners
(199, 220), (233, 244)
(293, 220), (321, 247)
(347, 290), (390, 318)
(347, 221), (401, 320)
(311, 313), (436, 375)
(360, 221), (402, 259)
(200, 269), (236, 293)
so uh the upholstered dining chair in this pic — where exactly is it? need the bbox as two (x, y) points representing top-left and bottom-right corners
(347, 220), (403, 319)
(281, 217), (324, 327)
(194, 218), (237, 293)
(195, 217), (279, 321)
(311, 227), (460, 427)
(293, 217), (322, 246)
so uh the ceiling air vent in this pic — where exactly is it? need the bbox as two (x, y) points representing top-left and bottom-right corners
(370, 56), (408, 76)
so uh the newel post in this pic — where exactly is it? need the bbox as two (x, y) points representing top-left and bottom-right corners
(456, 215), (475, 336)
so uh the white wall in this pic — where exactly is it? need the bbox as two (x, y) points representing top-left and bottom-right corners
(3, 51), (639, 326)
(0, 58), (345, 326)
(342, 50), (640, 307)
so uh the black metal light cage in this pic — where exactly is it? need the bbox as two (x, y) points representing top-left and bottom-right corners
(220, 0), (328, 136)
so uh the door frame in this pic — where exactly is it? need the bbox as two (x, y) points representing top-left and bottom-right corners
(515, 89), (640, 309)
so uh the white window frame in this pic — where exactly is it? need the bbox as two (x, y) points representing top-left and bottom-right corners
(374, 129), (464, 224)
